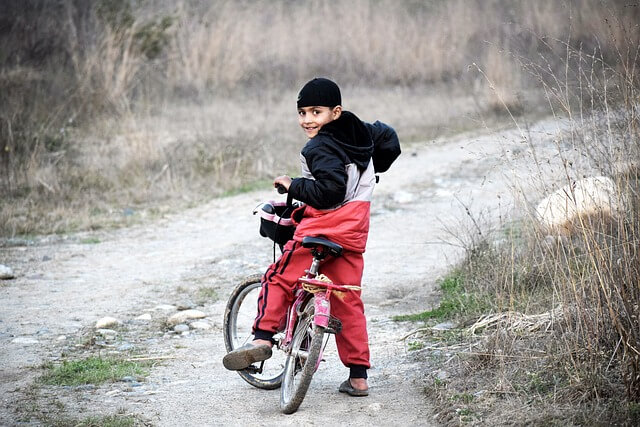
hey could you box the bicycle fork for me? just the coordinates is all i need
[282,289,331,346]
[281,289,331,372]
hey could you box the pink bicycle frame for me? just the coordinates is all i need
[313,291,331,328]
[281,282,333,348]
[281,289,307,348]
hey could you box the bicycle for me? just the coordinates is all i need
[223,234,356,414]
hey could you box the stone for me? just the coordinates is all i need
[117,342,134,351]
[136,313,152,321]
[173,324,189,333]
[536,176,624,235]
[167,309,206,326]
[75,384,96,391]
[432,321,456,331]
[96,329,117,340]
[393,190,414,204]
[190,321,211,330]
[368,403,383,412]
[154,304,177,311]
[0,264,15,280]
[176,301,196,311]
[12,337,38,344]
[95,316,120,329]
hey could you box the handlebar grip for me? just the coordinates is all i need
[276,184,288,194]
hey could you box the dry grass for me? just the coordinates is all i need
[409,23,640,425]
[2,0,640,423]
[1,0,636,237]
[0,82,524,237]
[165,0,639,90]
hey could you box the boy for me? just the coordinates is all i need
[223,77,398,397]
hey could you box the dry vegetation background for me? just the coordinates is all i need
[1,0,637,236]
[2,1,640,424]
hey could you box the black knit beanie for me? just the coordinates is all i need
[297,78,342,108]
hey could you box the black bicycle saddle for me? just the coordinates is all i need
[301,236,343,258]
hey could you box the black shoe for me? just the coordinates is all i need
[223,343,272,371]
[338,379,369,397]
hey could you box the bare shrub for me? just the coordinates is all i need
[526,34,640,401]
[441,33,640,425]
[419,17,640,424]
[1,0,638,238]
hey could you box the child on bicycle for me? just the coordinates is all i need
[223,77,399,397]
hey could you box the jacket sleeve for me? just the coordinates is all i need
[288,143,347,210]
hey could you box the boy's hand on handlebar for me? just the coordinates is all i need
[274,175,292,193]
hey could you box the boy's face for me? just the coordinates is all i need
[297,105,342,138]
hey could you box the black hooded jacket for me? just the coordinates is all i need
[288,111,392,209]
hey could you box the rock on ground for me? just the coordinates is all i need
[167,309,206,326]
[536,176,623,234]
[0,264,15,280]
[95,316,121,329]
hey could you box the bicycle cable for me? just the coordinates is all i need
[272,192,295,263]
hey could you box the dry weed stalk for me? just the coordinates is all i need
[453,13,640,405]
[2,0,637,237]
[467,307,563,335]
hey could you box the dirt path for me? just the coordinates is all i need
[0,120,560,426]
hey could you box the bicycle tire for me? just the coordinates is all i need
[279,298,326,414]
[223,274,284,390]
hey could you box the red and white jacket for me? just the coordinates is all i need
[288,111,397,253]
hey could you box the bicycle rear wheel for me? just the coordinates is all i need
[279,298,326,414]
[223,274,285,390]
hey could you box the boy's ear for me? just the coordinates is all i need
[332,105,342,119]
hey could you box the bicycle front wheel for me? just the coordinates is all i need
[223,274,285,390]
[280,299,326,414]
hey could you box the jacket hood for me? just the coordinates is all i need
[319,111,373,170]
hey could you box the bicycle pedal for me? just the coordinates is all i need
[326,316,342,334]
[242,361,264,374]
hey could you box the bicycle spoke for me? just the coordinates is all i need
[291,349,309,360]
[223,275,285,390]
[280,298,326,414]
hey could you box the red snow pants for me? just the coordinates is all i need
[253,239,370,368]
